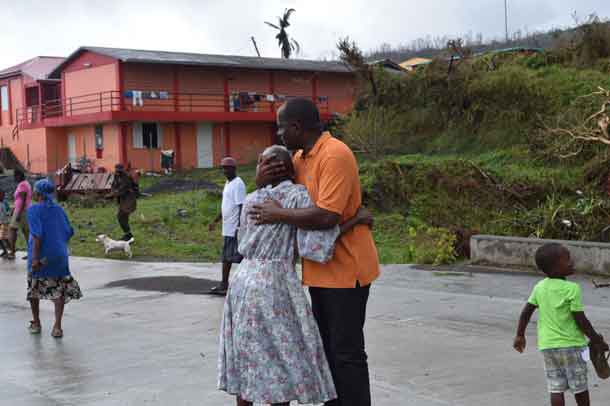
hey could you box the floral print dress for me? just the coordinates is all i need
[218,180,338,404]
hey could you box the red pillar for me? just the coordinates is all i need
[224,123,231,157]
[116,61,124,112]
[312,74,319,104]
[61,71,66,117]
[172,66,179,112]
[38,84,43,121]
[174,122,182,170]
[7,79,13,126]
[223,75,230,112]
[119,123,128,165]
[269,71,276,113]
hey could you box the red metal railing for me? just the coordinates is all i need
[16,90,331,127]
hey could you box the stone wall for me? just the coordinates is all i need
[471,235,610,275]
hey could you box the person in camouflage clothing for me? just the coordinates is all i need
[108,164,138,241]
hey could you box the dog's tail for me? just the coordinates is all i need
[127,238,135,244]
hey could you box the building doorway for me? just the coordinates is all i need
[197,122,213,168]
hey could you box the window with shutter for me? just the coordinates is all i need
[142,122,157,149]
[133,122,144,148]
[157,123,163,148]
[134,122,162,149]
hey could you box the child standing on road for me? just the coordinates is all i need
[514,243,609,406]
[0,190,10,257]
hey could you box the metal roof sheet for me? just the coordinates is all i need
[51,46,352,77]
[0,56,65,80]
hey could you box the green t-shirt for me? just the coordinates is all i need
[528,278,588,351]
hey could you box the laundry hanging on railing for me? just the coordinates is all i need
[124,90,171,104]
[132,91,144,107]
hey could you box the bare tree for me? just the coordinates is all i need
[541,87,610,157]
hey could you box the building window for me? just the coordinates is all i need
[143,122,159,149]
[95,125,104,149]
[95,125,104,158]
[0,86,8,112]
[133,122,163,149]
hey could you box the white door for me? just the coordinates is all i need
[68,134,77,165]
[197,122,213,168]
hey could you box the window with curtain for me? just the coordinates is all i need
[133,122,163,149]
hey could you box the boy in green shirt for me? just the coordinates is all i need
[514,243,608,406]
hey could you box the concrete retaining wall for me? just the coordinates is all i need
[470,235,610,275]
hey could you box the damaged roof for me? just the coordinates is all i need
[51,46,352,77]
[0,56,65,80]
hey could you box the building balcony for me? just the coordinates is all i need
[17,90,340,129]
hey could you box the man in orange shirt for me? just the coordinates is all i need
[251,98,380,406]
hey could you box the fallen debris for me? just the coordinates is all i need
[593,280,610,289]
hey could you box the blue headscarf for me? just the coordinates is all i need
[34,178,56,206]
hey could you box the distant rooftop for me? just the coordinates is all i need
[50,46,352,78]
[0,56,65,80]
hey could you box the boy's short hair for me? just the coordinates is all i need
[535,243,565,275]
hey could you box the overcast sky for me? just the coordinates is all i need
[2,0,610,68]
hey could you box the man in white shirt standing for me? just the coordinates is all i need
[209,157,247,295]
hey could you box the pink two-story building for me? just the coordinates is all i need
[0,46,356,174]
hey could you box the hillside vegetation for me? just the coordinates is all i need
[336,17,610,263]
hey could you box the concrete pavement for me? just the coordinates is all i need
[1,257,610,405]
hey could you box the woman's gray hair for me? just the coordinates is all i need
[262,145,292,165]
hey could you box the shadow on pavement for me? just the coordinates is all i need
[104,276,220,295]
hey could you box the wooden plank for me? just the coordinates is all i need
[63,173,115,194]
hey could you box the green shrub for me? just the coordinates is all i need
[407,226,457,265]
[343,106,412,158]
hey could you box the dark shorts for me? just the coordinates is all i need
[221,236,243,264]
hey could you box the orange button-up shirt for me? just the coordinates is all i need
[293,132,380,288]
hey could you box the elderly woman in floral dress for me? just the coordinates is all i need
[27,179,82,338]
[218,145,371,406]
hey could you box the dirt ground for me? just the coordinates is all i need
[142,178,220,195]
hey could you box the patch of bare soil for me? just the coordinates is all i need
[142,178,221,195]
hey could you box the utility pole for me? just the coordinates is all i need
[251,36,261,57]
[504,0,509,42]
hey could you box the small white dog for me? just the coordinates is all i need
[96,234,135,258]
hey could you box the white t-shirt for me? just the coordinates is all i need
[221,177,247,237]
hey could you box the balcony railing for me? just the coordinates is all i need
[17,90,331,127]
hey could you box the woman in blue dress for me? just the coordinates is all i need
[27,179,82,338]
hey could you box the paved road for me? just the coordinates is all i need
[1,257,610,405]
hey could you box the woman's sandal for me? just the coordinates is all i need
[28,321,41,334]
[51,328,63,338]
[208,285,228,296]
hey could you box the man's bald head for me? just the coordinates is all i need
[278,98,322,131]
[276,98,323,151]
